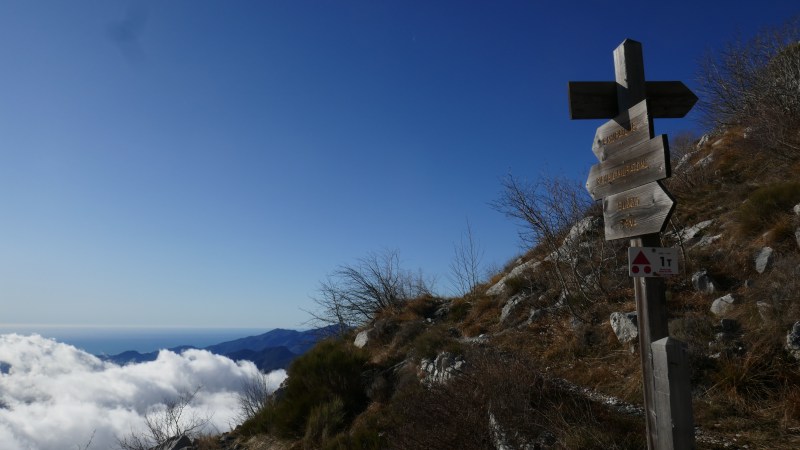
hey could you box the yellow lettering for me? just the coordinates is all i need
[619,218,637,229]
[595,159,650,187]
[617,197,640,211]
[599,120,642,147]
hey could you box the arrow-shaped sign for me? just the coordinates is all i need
[568,80,698,120]
[592,99,653,161]
[602,181,675,241]
[586,134,670,201]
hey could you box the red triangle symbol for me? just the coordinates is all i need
[632,251,651,265]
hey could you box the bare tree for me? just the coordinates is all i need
[308,249,432,331]
[117,387,211,450]
[236,371,274,423]
[492,174,624,318]
[449,219,484,297]
[698,17,800,160]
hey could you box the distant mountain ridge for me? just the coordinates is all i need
[97,325,339,371]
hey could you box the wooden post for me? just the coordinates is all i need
[652,337,695,450]
[570,39,695,449]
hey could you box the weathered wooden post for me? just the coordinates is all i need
[568,39,697,449]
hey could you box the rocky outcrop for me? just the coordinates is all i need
[499,293,528,325]
[610,312,638,344]
[419,352,465,385]
[486,259,542,296]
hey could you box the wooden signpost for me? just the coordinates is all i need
[569,39,697,450]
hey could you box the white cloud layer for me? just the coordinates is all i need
[0,334,287,450]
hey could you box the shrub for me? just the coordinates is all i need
[303,397,346,448]
[736,181,800,238]
[240,339,369,439]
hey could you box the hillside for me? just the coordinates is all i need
[180,27,799,450]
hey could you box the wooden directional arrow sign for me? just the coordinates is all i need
[592,99,653,161]
[602,181,675,241]
[568,80,697,120]
[586,134,670,201]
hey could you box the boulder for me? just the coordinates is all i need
[755,247,774,274]
[794,203,800,216]
[710,294,737,316]
[610,312,638,344]
[691,270,716,294]
[786,322,800,360]
[353,329,371,348]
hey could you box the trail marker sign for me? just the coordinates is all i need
[569,39,696,450]
[628,247,680,277]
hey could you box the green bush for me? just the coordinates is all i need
[304,397,346,448]
[240,339,369,439]
[737,182,800,238]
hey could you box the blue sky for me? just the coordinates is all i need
[0,1,796,330]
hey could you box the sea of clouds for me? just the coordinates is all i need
[0,333,287,450]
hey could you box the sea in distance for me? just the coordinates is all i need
[0,325,270,355]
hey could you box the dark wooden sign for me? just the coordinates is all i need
[568,80,697,120]
[592,99,653,161]
[586,134,670,200]
[602,181,675,241]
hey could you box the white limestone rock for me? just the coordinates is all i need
[710,294,738,316]
[610,312,639,344]
[755,247,774,274]
[353,329,371,348]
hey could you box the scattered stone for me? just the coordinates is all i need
[786,322,800,360]
[459,334,489,345]
[420,352,465,385]
[353,329,371,348]
[710,294,737,316]
[610,312,639,344]
[692,270,716,294]
[695,154,714,168]
[676,220,714,241]
[695,234,722,247]
[755,247,774,274]
[712,138,725,147]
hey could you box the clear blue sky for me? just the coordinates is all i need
[1,1,795,329]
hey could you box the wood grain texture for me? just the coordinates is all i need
[603,181,675,241]
[592,99,653,161]
[652,338,695,450]
[587,135,670,200]
[568,81,697,119]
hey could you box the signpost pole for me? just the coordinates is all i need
[570,39,695,449]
